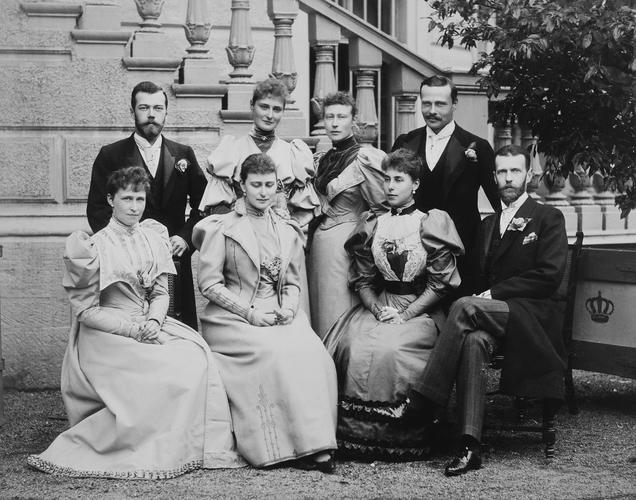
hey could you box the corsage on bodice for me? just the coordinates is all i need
[371,211,427,283]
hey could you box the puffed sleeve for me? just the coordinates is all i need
[193,216,253,319]
[63,232,140,338]
[198,136,240,211]
[356,146,389,216]
[287,139,320,215]
[62,231,100,316]
[400,210,465,321]
[344,215,383,317]
[420,209,465,293]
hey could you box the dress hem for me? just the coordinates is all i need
[27,455,204,480]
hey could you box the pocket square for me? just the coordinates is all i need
[522,232,538,245]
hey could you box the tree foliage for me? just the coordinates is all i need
[426,0,636,215]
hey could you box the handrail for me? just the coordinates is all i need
[298,0,446,77]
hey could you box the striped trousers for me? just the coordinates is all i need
[413,296,509,441]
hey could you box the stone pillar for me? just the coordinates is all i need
[123,0,182,71]
[349,38,382,145]
[394,95,418,138]
[267,0,299,109]
[388,64,420,144]
[308,14,339,151]
[569,166,603,233]
[543,172,578,234]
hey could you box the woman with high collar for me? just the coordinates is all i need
[194,153,338,473]
[308,91,388,338]
[28,167,243,479]
[199,78,318,316]
[323,149,464,460]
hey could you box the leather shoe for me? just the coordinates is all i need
[444,447,482,477]
[295,454,336,474]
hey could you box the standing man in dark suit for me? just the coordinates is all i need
[400,145,568,476]
[87,81,207,330]
[391,75,499,272]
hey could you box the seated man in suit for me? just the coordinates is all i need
[391,75,499,277]
[87,81,207,330]
[400,144,568,476]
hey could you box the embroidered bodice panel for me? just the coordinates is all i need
[371,211,428,283]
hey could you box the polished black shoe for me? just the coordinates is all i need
[295,454,336,474]
[444,447,482,477]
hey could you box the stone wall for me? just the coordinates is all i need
[0,0,310,388]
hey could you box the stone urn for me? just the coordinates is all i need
[134,0,165,30]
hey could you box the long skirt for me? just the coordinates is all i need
[27,316,244,479]
[201,295,338,467]
[308,221,360,338]
[324,291,439,460]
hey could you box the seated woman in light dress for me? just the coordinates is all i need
[323,149,464,460]
[193,153,338,473]
[27,167,244,479]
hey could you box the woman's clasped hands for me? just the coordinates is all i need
[376,306,404,325]
[137,319,169,344]
[249,308,294,326]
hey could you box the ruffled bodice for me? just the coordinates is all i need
[198,135,319,218]
[63,219,175,319]
[347,209,464,294]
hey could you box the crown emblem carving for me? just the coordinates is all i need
[585,290,614,323]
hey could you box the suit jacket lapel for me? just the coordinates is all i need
[493,197,538,262]
[479,214,498,272]
[403,131,429,170]
[161,138,176,208]
[442,134,465,200]
[224,214,260,269]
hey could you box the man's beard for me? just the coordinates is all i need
[135,120,163,142]
[499,181,527,205]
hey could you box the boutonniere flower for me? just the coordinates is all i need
[464,141,478,163]
[509,217,532,231]
[175,158,189,173]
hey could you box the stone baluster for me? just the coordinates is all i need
[493,119,512,151]
[592,171,625,230]
[219,0,255,113]
[226,0,255,81]
[543,170,578,234]
[308,14,339,151]
[267,0,299,109]
[569,165,603,233]
[124,0,181,70]
[178,0,216,84]
[135,0,165,31]
[349,38,382,145]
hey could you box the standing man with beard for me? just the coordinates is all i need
[399,145,568,476]
[391,75,499,278]
[86,81,207,330]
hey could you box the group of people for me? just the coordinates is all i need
[27,75,568,480]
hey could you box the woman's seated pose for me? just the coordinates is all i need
[27,167,244,479]
[193,153,338,473]
[323,149,464,460]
